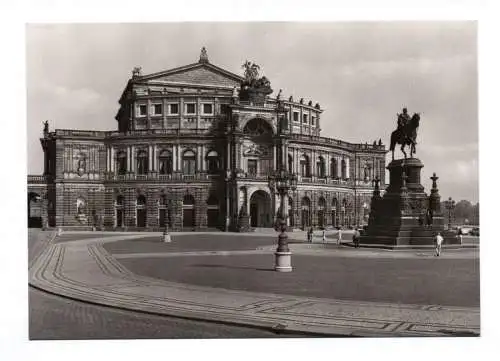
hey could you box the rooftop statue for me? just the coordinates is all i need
[239,60,273,103]
[389,107,421,160]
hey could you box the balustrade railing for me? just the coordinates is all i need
[104,172,219,182]
[27,175,47,183]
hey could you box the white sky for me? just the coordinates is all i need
[26,22,478,203]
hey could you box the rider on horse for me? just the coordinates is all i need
[397,108,411,140]
[390,107,420,160]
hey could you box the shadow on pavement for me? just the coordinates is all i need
[191,264,275,272]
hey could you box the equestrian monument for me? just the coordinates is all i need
[360,108,459,248]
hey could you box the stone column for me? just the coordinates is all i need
[162,98,167,129]
[126,146,131,173]
[111,147,115,173]
[153,145,157,172]
[148,145,153,172]
[147,99,151,129]
[131,146,136,173]
[273,143,277,171]
[337,156,342,179]
[106,146,110,173]
[173,145,177,171]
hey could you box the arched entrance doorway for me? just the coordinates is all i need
[301,197,311,229]
[28,192,42,228]
[136,195,147,228]
[206,194,219,228]
[183,194,195,228]
[318,197,326,228]
[249,190,272,227]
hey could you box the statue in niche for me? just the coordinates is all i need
[76,153,86,176]
[364,165,370,181]
[76,198,86,215]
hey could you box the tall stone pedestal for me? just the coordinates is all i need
[360,158,459,248]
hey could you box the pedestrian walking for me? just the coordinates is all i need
[435,232,444,256]
[353,228,361,248]
[457,228,463,245]
[322,229,326,243]
[309,227,314,243]
[337,227,342,245]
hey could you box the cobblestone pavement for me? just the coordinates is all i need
[29,232,480,337]
[29,287,290,340]
[119,253,479,307]
[28,229,55,268]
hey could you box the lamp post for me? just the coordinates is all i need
[162,199,171,242]
[444,196,455,230]
[268,168,298,272]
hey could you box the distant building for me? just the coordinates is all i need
[27,48,386,231]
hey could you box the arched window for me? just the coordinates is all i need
[318,197,326,228]
[341,198,348,227]
[301,197,311,229]
[288,154,293,173]
[317,156,326,178]
[330,158,338,179]
[117,151,127,175]
[115,195,124,228]
[341,159,347,180]
[158,150,172,175]
[136,150,148,175]
[206,150,219,174]
[300,154,310,177]
[331,198,338,228]
[136,195,147,227]
[158,193,170,229]
[183,150,196,175]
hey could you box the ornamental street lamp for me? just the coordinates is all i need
[268,168,298,272]
[162,199,172,242]
[444,196,455,230]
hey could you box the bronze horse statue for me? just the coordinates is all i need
[389,113,420,160]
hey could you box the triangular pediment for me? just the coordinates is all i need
[139,63,244,88]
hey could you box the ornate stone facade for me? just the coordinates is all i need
[27,49,386,231]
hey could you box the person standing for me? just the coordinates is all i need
[322,229,326,243]
[435,232,444,256]
[337,227,342,245]
[353,228,361,248]
[457,228,463,245]
[309,227,314,243]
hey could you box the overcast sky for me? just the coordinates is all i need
[26,22,478,203]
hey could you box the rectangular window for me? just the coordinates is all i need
[302,114,308,124]
[138,105,147,117]
[203,104,213,114]
[169,103,179,115]
[311,116,315,125]
[293,112,299,122]
[153,104,162,115]
[186,103,196,114]
[248,159,257,176]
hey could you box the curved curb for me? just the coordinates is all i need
[28,235,480,338]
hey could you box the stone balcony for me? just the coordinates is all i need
[103,172,220,182]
